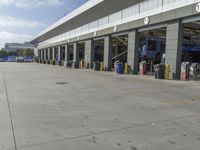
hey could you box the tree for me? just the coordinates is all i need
[16,49,24,56]
[7,51,17,56]
[0,50,8,58]
[23,49,34,57]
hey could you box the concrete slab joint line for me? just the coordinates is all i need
[1,71,18,150]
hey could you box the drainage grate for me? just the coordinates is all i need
[56,82,68,85]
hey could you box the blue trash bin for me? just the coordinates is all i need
[116,63,124,74]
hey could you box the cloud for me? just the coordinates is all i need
[0,0,63,8]
[0,16,47,28]
[0,31,33,48]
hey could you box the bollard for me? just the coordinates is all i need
[61,60,64,66]
[84,61,88,69]
[52,60,55,65]
[79,61,82,69]
[81,61,85,69]
[165,64,170,80]
[124,63,128,74]
[80,61,83,69]
[100,62,104,71]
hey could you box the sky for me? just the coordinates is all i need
[0,0,88,48]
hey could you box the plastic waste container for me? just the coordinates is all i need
[72,61,79,68]
[189,63,200,80]
[116,63,124,74]
[154,64,165,79]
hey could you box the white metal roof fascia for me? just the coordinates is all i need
[30,0,104,42]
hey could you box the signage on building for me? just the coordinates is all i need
[114,26,118,32]
[144,17,150,25]
[94,31,97,37]
[196,3,200,13]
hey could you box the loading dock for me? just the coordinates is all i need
[68,44,74,62]
[111,35,128,70]
[139,27,166,74]
[94,39,104,63]
[183,21,200,63]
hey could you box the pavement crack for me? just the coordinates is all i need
[1,71,18,150]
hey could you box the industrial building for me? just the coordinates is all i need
[30,0,200,79]
[4,42,35,52]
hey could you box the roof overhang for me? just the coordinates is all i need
[30,0,143,44]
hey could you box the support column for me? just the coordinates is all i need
[165,21,183,80]
[44,49,47,61]
[73,43,79,62]
[48,48,50,60]
[41,49,44,60]
[85,40,94,69]
[52,47,56,65]
[58,46,61,61]
[72,43,79,68]
[104,36,112,71]
[127,30,140,74]
[44,49,46,60]
[57,46,62,66]
[52,47,55,61]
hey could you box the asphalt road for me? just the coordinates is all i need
[0,62,200,150]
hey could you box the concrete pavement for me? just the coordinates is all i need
[0,62,200,150]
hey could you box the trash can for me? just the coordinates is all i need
[189,63,200,80]
[57,60,61,66]
[93,61,100,71]
[180,62,190,81]
[116,63,124,74]
[154,64,165,79]
[72,61,79,68]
